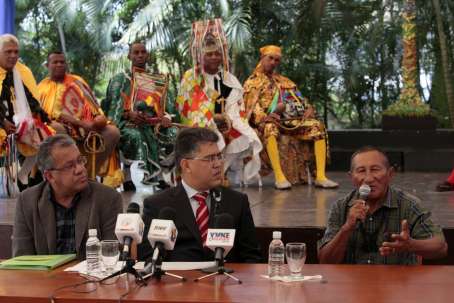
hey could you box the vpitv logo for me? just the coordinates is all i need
[209,232,230,241]
[153,226,167,231]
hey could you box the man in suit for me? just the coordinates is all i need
[139,127,262,263]
[13,134,123,259]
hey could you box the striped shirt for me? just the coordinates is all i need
[318,186,444,265]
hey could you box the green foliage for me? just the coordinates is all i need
[13,0,454,128]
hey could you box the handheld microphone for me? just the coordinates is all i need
[115,202,144,260]
[359,184,371,200]
[355,184,371,229]
[142,207,178,277]
[206,213,235,265]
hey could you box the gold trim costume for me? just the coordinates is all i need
[244,45,337,188]
[38,74,122,187]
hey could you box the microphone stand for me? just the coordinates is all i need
[194,254,242,284]
[141,251,186,282]
[100,257,147,286]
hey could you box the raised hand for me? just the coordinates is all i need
[379,220,411,256]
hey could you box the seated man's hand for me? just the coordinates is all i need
[127,111,148,126]
[3,120,16,134]
[160,116,172,128]
[343,200,369,232]
[379,220,411,256]
[263,113,281,123]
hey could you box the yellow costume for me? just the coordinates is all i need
[243,45,337,188]
[38,74,122,187]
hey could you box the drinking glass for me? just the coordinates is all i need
[101,240,119,274]
[285,242,306,277]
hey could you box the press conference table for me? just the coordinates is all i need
[0,263,453,303]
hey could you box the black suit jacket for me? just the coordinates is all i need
[138,183,262,263]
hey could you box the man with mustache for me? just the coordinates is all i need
[38,51,122,187]
[13,134,123,259]
[138,127,262,263]
[318,146,447,264]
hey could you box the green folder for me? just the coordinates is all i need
[0,254,76,271]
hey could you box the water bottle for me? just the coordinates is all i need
[268,231,285,279]
[86,229,101,275]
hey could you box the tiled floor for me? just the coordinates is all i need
[2,171,453,228]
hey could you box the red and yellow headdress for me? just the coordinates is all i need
[190,18,229,76]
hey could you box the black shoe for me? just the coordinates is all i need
[436,181,454,192]
[123,180,136,192]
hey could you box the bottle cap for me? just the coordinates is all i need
[88,229,97,237]
[272,231,281,239]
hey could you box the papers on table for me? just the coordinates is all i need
[65,260,126,279]
[261,274,324,283]
[65,260,217,279]
[161,261,216,271]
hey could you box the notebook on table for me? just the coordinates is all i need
[0,254,76,271]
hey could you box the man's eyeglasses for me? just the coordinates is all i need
[186,153,224,163]
[49,156,88,172]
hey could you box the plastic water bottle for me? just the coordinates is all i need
[86,229,101,275]
[268,231,285,279]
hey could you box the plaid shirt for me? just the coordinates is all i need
[50,192,81,255]
[318,186,444,265]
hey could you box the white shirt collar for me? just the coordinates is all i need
[181,179,208,199]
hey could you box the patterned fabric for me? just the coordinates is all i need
[243,68,328,184]
[104,69,173,178]
[0,62,52,156]
[193,192,209,244]
[38,74,100,123]
[50,192,81,254]
[38,74,122,185]
[318,186,445,265]
[176,69,219,129]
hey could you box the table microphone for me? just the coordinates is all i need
[141,207,178,278]
[203,213,236,273]
[115,202,144,260]
[356,184,371,229]
[195,213,242,283]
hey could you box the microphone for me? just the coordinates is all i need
[142,207,178,277]
[355,184,371,229]
[205,213,236,266]
[211,188,222,217]
[115,202,144,260]
[359,184,371,200]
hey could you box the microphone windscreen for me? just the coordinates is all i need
[358,184,371,199]
[158,207,177,221]
[126,202,140,214]
[214,213,234,229]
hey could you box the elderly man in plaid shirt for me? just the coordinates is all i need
[318,146,447,264]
